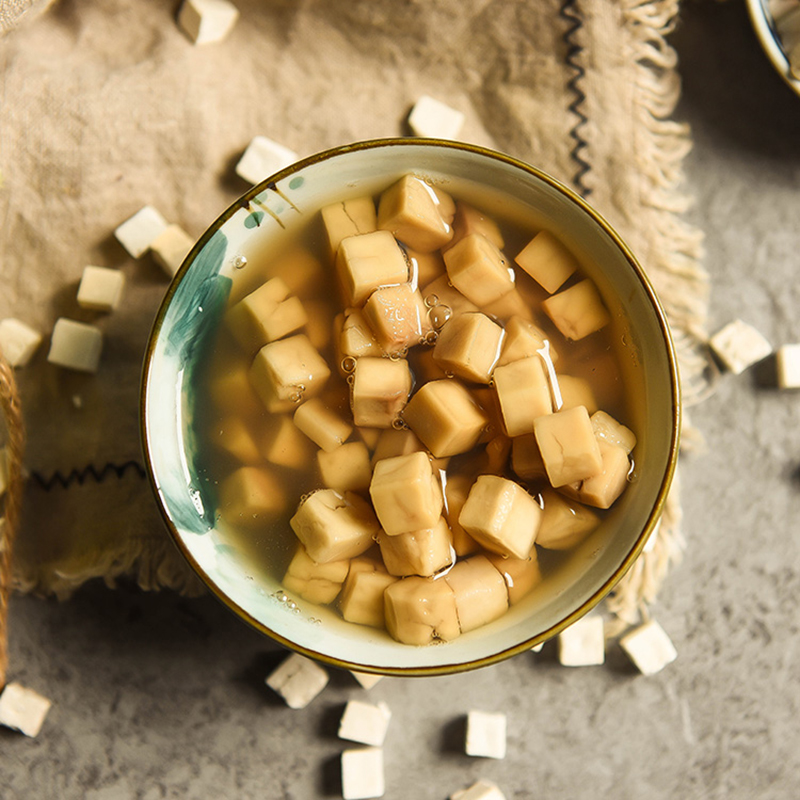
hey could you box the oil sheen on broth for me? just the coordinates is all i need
[192,174,637,646]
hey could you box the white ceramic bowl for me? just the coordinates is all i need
[141,139,680,676]
[747,0,800,96]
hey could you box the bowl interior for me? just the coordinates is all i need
[142,139,679,675]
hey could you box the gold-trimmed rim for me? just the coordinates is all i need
[746,0,800,97]
[140,137,681,677]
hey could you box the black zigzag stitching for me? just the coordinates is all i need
[30,460,147,491]
[559,0,592,198]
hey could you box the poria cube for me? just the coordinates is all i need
[542,279,610,341]
[493,356,552,437]
[445,555,509,633]
[320,196,377,259]
[377,517,454,577]
[514,229,579,294]
[282,545,350,605]
[533,406,603,488]
[335,230,408,307]
[218,465,286,526]
[362,283,432,355]
[443,233,515,307]
[432,312,505,384]
[383,575,461,645]
[339,557,398,629]
[351,356,412,428]
[535,488,598,550]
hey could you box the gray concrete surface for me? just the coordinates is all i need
[4,2,800,798]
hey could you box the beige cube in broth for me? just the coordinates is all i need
[534,406,603,488]
[421,275,479,320]
[378,517,454,577]
[341,309,383,360]
[351,356,412,428]
[290,490,378,564]
[208,361,264,419]
[369,451,443,536]
[443,474,480,556]
[294,398,352,452]
[493,357,552,437]
[47,318,103,373]
[226,276,291,353]
[218,465,285,526]
[370,428,425,467]
[317,442,373,493]
[510,434,547,482]
[590,410,637,454]
[444,234,515,307]
[403,379,488,458]
[272,246,324,299]
[556,374,598,414]
[433,312,505,384]
[282,545,350,605]
[77,266,125,311]
[377,174,454,253]
[486,551,542,605]
[384,575,461,645]
[336,230,409,307]
[563,440,630,510]
[514,230,579,294]
[446,555,509,633]
[446,202,505,252]
[362,283,432,355]
[339,558,398,629]
[151,223,194,277]
[542,279,610,341]
[496,315,558,368]
[210,414,263,463]
[480,287,534,324]
[249,334,330,413]
[321,196,377,258]
[458,475,541,560]
[406,248,445,287]
[536,488,598,549]
[260,415,314,470]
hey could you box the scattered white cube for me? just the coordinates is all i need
[350,670,384,690]
[408,95,465,140]
[451,780,507,800]
[0,318,42,367]
[235,136,298,185]
[0,682,52,737]
[708,319,772,375]
[338,700,392,747]
[265,653,329,709]
[776,343,800,389]
[114,205,168,258]
[77,266,126,312]
[557,615,605,667]
[150,224,194,277]
[341,747,384,800]
[465,710,506,760]
[47,318,103,373]
[619,619,678,676]
[530,642,544,653]
[177,0,239,45]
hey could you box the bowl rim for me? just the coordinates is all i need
[140,137,681,677]
[746,0,800,97]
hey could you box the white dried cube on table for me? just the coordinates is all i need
[433,312,505,384]
[351,356,412,428]
[350,670,383,690]
[369,451,443,536]
[266,653,329,709]
[458,475,541,560]
[114,205,168,258]
[341,747,385,800]
[493,356,552,437]
[496,315,557,367]
[218,465,286,526]
[0,683,51,738]
[362,283,432,355]
[248,334,331,413]
[338,699,392,747]
[321,196,377,258]
[0,318,42,367]
[776,343,800,389]
[542,279,610,341]
[377,174,454,253]
[465,709,507,760]
[619,618,678,676]
[446,555,508,633]
[336,230,409,307]
[235,135,297,184]
[514,229,579,294]
[451,779,507,800]
[317,441,372,493]
[408,95,465,140]
[709,319,772,375]
[384,575,460,645]
[178,0,239,44]
[534,406,603,488]
[377,516,454,577]
[590,410,637,454]
[558,615,606,667]
[338,557,397,629]
[402,379,488,458]
[151,223,194,277]
[443,233,515,307]
[536,488,598,550]
[486,551,542,605]
[293,397,352,452]
[77,265,125,312]
[282,545,350,605]
[47,318,103,373]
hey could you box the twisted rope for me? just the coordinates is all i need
[0,348,25,688]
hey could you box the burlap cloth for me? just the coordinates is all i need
[0,0,709,629]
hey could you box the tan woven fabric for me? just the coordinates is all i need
[0,0,708,621]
